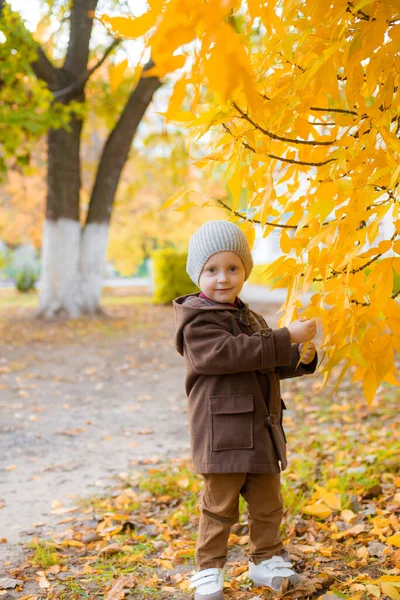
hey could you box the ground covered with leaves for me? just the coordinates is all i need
[2,374,399,599]
[0,293,399,600]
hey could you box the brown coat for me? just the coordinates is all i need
[173,292,318,474]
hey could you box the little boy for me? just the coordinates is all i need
[173,220,317,600]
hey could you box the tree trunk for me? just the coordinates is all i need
[38,70,161,318]
[38,220,109,318]
[2,0,162,318]
[80,221,110,313]
[77,66,162,314]
[37,111,84,317]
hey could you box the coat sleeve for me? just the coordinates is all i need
[277,344,318,380]
[183,313,293,375]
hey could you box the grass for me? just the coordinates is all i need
[27,539,60,568]
[138,464,199,499]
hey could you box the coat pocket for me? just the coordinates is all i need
[209,395,254,451]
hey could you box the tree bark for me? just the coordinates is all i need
[87,63,161,223]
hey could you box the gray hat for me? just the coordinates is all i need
[186,220,253,286]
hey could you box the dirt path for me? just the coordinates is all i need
[0,300,281,571]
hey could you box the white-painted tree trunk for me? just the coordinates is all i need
[38,219,109,318]
[80,222,109,314]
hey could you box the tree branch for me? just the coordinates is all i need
[222,124,337,167]
[64,0,98,77]
[53,38,120,100]
[215,198,297,228]
[260,93,358,117]
[233,102,336,146]
[86,59,162,224]
[309,106,358,116]
[326,232,399,280]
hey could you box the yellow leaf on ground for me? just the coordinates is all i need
[387,533,400,548]
[315,485,341,510]
[381,583,400,600]
[341,509,356,523]
[302,503,332,519]
[366,585,381,597]
[60,540,85,548]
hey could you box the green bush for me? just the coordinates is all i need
[151,248,197,304]
[15,265,38,292]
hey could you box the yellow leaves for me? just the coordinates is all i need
[109,59,128,93]
[384,299,400,336]
[203,23,258,109]
[227,163,243,212]
[279,230,292,254]
[368,258,394,310]
[387,533,400,548]
[60,540,85,548]
[98,0,400,405]
[163,77,188,120]
[302,485,341,519]
[239,221,256,250]
[99,12,158,39]
[158,188,198,211]
[145,54,187,78]
[314,485,341,510]
[303,503,332,519]
[381,583,400,600]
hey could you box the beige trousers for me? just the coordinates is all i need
[196,472,283,569]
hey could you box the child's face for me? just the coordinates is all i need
[198,251,246,304]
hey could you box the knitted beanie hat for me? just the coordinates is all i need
[186,220,253,286]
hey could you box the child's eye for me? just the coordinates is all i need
[229,266,238,271]
[209,268,216,273]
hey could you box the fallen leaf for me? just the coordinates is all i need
[105,575,136,599]
[292,543,315,554]
[50,506,78,515]
[387,533,400,548]
[38,576,50,589]
[381,582,400,600]
[315,485,341,510]
[341,509,356,523]
[366,584,381,597]
[60,540,84,548]
[99,544,122,557]
[302,503,332,519]
[136,427,154,435]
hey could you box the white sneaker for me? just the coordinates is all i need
[189,568,224,599]
[248,556,301,590]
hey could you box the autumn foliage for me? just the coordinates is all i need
[100,0,400,403]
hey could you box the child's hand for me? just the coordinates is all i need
[287,317,316,343]
[298,341,316,364]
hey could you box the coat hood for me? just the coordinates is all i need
[173,292,247,356]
